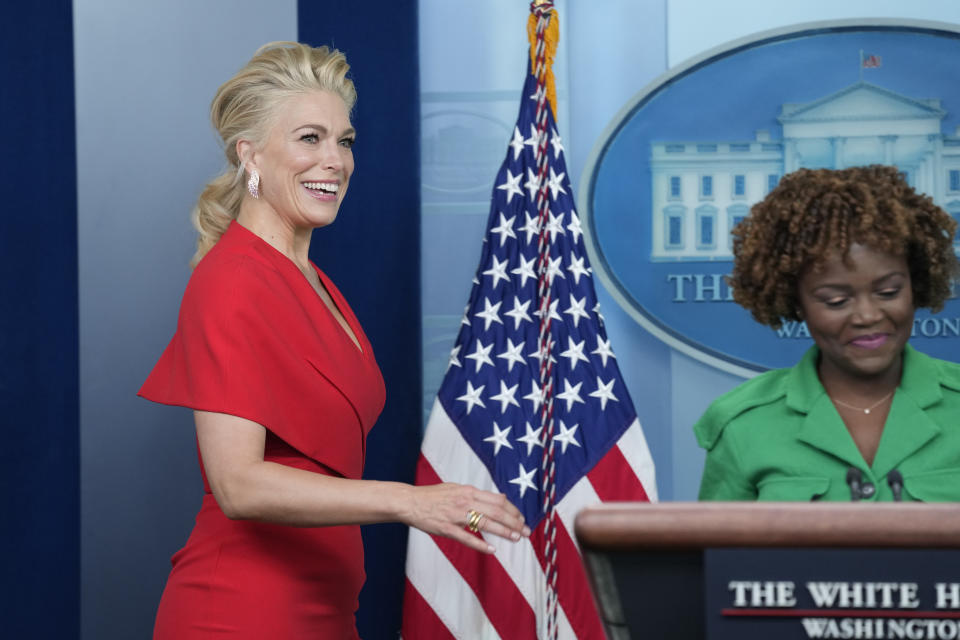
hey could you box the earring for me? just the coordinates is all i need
[247,169,260,199]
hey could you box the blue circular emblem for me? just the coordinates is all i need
[580,20,960,374]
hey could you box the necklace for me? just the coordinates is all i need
[830,389,895,415]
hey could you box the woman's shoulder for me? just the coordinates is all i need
[927,354,960,393]
[193,222,280,277]
[904,345,960,395]
[693,364,796,451]
[184,225,290,312]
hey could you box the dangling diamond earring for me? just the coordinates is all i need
[247,169,260,199]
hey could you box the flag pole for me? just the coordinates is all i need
[859,49,864,82]
[528,3,561,638]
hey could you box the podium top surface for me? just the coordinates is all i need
[575,502,960,550]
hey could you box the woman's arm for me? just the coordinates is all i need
[196,410,529,553]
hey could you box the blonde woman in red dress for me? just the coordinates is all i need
[140,42,529,639]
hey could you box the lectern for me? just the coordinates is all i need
[575,503,960,640]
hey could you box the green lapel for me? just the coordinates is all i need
[790,347,870,471]
[871,345,943,478]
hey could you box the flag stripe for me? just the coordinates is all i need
[406,528,502,639]
[420,399,500,493]
[402,578,458,640]
[530,518,607,640]
[617,419,659,501]
[588,440,649,502]
[417,401,579,638]
[555,474,600,552]
[414,455,540,637]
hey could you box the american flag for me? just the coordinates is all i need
[862,53,882,68]
[402,6,656,639]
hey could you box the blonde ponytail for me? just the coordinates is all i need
[190,171,245,268]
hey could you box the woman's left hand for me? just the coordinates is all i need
[402,482,531,554]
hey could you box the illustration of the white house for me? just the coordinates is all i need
[650,81,960,261]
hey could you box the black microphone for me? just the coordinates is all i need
[846,467,864,501]
[887,470,904,502]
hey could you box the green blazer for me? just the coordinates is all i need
[695,345,960,502]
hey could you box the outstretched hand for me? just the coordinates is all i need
[403,482,531,554]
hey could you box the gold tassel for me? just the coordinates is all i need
[527,9,559,122]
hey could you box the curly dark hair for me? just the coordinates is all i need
[728,165,958,329]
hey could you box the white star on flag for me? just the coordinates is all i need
[519,212,540,243]
[589,376,619,410]
[592,336,616,367]
[564,294,590,328]
[482,255,511,288]
[554,420,581,454]
[529,83,545,104]
[560,337,590,371]
[550,127,564,158]
[483,422,513,455]
[511,254,537,288]
[524,123,542,152]
[456,381,485,415]
[524,167,541,200]
[556,378,584,411]
[547,166,566,199]
[527,344,557,367]
[545,256,565,283]
[509,463,538,498]
[447,344,461,370]
[567,254,591,284]
[465,339,494,372]
[504,297,533,329]
[508,126,525,160]
[523,380,543,413]
[474,297,504,331]
[516,421,543,456]
[490,213,517,247]
[544,210,565,242]
[566,211,583,243]
[490,380,521,413]
[496,168,523,203]
[533,298,561,322]
[497,338,527,372]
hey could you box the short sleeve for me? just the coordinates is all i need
[139,250,370,479]
[698,419,757,501]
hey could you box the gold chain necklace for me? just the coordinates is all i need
[830,389,895,415]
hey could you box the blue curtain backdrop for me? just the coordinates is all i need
[0,2,79,638]
[298,4,421,639]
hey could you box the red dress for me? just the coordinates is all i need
[139,221,386,639]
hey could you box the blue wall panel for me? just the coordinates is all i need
[0,2,79,638]
[74,2,298,638]
[298,5,422,639]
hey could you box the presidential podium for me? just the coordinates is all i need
[574,503,960,640]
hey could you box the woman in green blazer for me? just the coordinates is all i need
[696,166,960,502]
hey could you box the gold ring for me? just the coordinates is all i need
[466,509,484,533]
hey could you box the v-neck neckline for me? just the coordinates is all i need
[311,266,364,355]
[229,221,366,356]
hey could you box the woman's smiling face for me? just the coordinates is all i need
[797,243,915,382]
[250,90,356,229]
